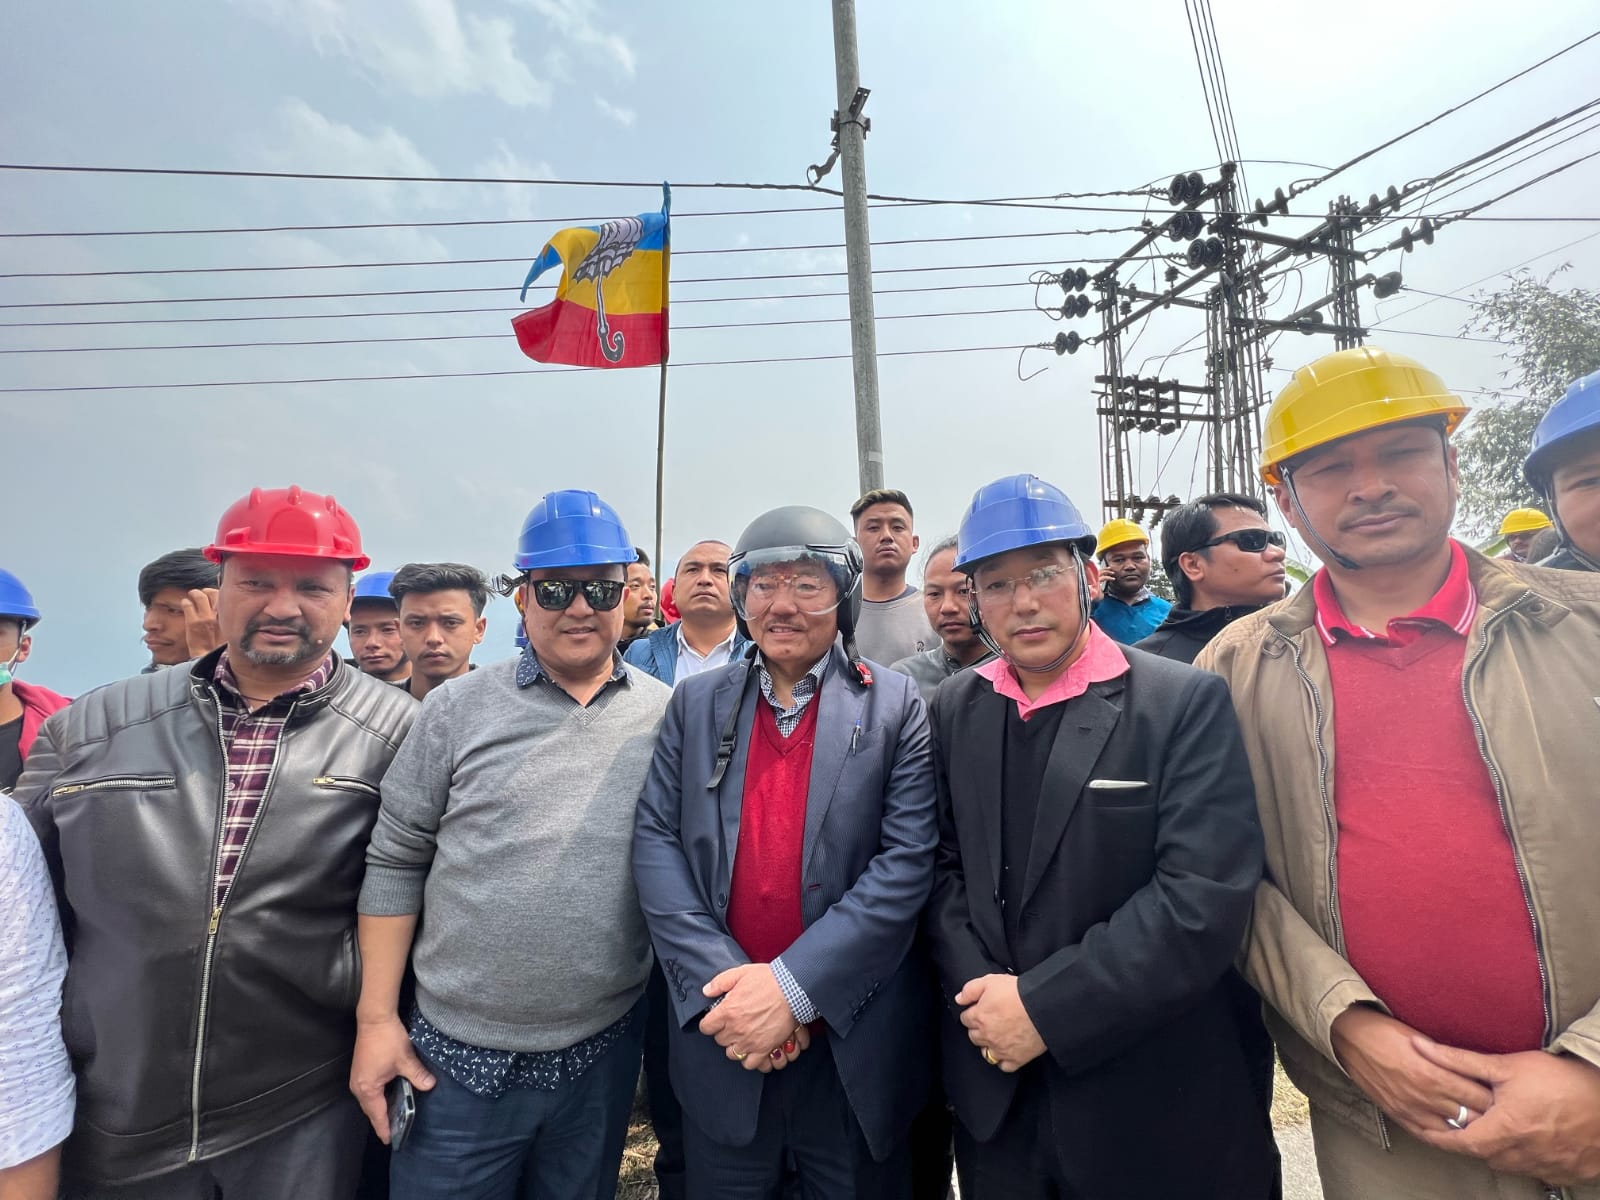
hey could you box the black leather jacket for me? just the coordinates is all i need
[16,649,416,1185]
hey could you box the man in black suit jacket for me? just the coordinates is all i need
[926,474,1276,1199]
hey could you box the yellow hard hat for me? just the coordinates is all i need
[1095,518,1149,559]
[1259,346,1470,485]
[1498,507,1552,536]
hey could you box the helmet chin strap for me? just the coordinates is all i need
[1538,485,1600,571]
[969,547,1094,674]
[1283,466,1361,572]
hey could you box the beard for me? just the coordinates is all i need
[240,618,318,667]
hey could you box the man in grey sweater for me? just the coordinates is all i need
[350,490,671,1200]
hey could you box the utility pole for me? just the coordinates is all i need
[830,0,884,494]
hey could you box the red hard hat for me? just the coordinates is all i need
[204,485,370,569]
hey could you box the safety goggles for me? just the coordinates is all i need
[1196,529,1287,553]
[527,578,625,612]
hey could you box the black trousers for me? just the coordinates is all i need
[681,1035,911,1200]
[954,1068,1080,1200]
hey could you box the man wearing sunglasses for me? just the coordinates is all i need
[353,489,671,1200]
[925,474,1273,1200]
[1139,494,1290,665]
[633,505,938,1199]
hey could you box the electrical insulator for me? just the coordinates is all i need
[1372,271,1403,299]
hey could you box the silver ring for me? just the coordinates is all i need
[1446,1104,1470,1130]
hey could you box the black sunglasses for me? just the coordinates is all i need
[1197,529,1287,553]
[528,579,625,612]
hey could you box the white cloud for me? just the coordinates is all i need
[472,141,557,219]
[594,97,635,127]
[236,0,551,106]
[516,0,635,77]
[259,99,446,213]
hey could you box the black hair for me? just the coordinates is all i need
[634,547,650,567]
[850,488,914,523]
[389,562,490,617]
[138,548,220,607]
[1158,493,1269,607]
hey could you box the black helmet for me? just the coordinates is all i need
[728,506,865,670]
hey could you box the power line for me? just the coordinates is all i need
[0,304,1038,354]
[0,280,1035,329]
[1286,29,1600,198]
[0,255,1183,311]
[0,225,1152,281]
[1371,228,1600,326]
[0,163,1162,213]
[0,341,1042,394]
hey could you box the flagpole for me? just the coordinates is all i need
[653,354,667,579]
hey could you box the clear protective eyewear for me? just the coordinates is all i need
[730,547,845,620]
[973,562,1076,610]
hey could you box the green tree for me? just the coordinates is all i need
[1454,269,1600,534]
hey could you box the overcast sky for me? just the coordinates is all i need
[5,0,1598,694]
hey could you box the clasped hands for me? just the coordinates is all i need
[957,973,1046,1073]
[700,963,811,1073]
[1332,1006,1600,1186]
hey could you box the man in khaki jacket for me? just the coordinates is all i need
[1200,346,1600,1200]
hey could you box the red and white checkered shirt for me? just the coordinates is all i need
[210,651,335,907]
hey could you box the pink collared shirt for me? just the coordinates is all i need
[976,623,1131,720]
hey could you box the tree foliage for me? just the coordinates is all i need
[1454,269,1600,534]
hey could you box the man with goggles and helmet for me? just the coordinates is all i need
[354,489,671,1200]
[633,505,938,1199]
[924,474,1274,1199]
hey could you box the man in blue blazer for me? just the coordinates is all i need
[633,506,938,1200]
[624,540,750,689]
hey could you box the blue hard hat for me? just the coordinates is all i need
[955,474,1097,572]
[0,568,42,627]
[352,570,398,606]
[514,490,635,571]
[1525,369,1600,490]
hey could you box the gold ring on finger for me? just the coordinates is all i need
[982,1047,999,1066]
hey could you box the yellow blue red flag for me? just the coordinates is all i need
[512,183,670,369]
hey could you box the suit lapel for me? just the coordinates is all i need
[957,686,1008,897]
[1020,678,1124,907]
[709,664,759,892]
[801,653,866,879]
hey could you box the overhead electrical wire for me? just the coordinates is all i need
[0,305,1043,354]
[0,341,1048,395]
[0,225,1154,281]
[1285,28,1600,198]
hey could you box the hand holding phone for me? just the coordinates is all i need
[386,1076,416,1151]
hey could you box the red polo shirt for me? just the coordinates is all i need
[1314,542,1544,1052]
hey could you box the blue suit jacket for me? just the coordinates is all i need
[623,621,750,688]
[632,646,938,1157]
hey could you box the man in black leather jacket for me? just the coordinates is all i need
[15,486,417,1199]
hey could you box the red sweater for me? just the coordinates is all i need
[1317,550,1545,1053]
[726,698,819,964]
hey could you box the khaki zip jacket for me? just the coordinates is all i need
[1198,547,1600,1144]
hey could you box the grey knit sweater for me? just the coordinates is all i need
[360,656,670,1052]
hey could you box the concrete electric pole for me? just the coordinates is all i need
[829,0,884,494]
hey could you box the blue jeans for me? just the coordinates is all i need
[391,1000,646,1200]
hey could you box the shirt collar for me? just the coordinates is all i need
[1103,586,1153,607]
[755,650,829,695]
[214,650,336,705]
[516,644,629,689]
[675,622,738,659]
[1312,539,1477,647]
[976,623,1129,720]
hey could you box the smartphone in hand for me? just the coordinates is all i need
[386,1076,417,1151]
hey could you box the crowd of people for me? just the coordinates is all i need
[2,345,1599,1200]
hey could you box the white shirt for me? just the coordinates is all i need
[673,623,739,686]
[0,796,75,1169]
